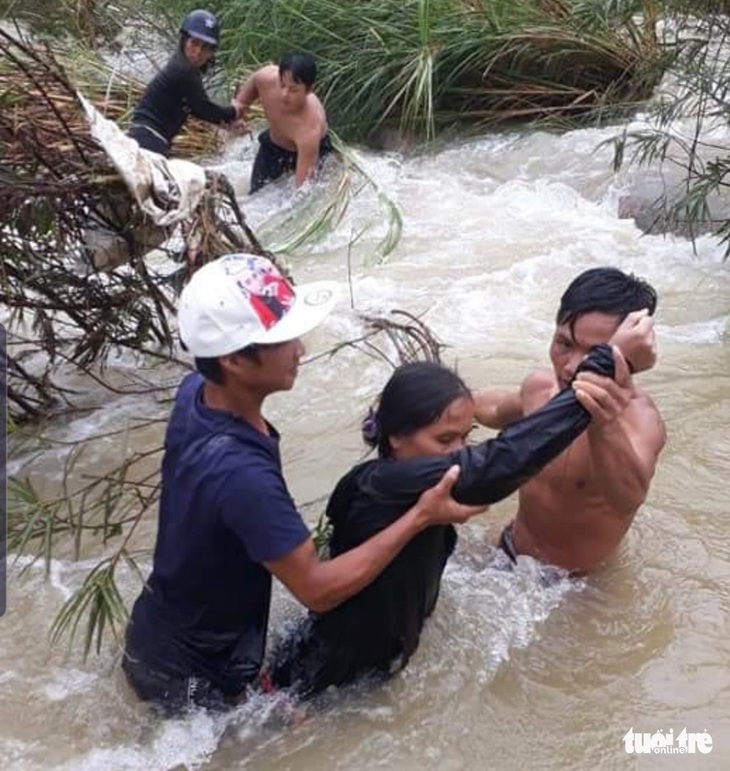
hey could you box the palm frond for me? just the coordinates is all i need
[49,556,131,657]
[255,132,403,262]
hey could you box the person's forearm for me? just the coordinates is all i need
[190,93,237,124]
[451,344,618,503]
[304,506,426,612]
[368,344,617,510]
[233,78,257,121]
[184,69,237,124]
[586,421,650,514]
[295,164,312,187]
[295,148,318,187]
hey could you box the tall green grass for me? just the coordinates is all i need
[162,0,668,142]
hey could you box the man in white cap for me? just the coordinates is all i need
[121,253,485,712]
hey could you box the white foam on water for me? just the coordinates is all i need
[55,710,224,771]
[432,548,585,684]
[41,669,99,702]
[660,316,729,343]
[48,558,74,602]
[54,687,307,771]
[1,739,42,771]
[10,554,142,603]
[6,95,730,770]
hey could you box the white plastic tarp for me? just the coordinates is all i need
[78,93,206,228]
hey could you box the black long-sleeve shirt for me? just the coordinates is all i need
[269,345,616,697]
[131,50,236,144]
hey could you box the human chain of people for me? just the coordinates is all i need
[109,8,671,715]
[9,7,717,766]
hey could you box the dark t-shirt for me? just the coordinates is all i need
[131,50,236,144]
[125,373,310,696]
[269,345,616,697]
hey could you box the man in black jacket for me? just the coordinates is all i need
[127,10,241,156]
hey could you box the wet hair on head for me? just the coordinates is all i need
[279,52,317,87]
[361,361,472,458]
[556,267,658,335]
[188,346,262,384]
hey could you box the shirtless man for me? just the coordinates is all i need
[474,267,667,574]
[234,52,332,193]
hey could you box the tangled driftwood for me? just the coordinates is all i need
[0,28,279,421]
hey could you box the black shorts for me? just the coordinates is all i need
[249,129,334,194]
[498,522,519,563]
[497,522,579,585]
[121,651,243,715]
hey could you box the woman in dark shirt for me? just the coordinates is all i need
[127,10,241,156]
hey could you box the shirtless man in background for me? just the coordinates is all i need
[234,52,332,193]
[474,267,667,574]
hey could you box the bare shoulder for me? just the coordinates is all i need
[305,93,328,132]
[520,368,556,414]
[522,368,555,397]
[255,65,279,88]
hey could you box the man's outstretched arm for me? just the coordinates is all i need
[233,72,260,127]
[265,466,486,613]
[294,132,321,187]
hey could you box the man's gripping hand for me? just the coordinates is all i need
[573,346,633,426]
[412,465,488,528]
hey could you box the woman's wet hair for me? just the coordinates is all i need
[557,267,658,334]
[279,52,317,87]
[362,361,472,458]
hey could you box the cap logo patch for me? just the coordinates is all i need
[223,255,294,330]
[304,288,334,307]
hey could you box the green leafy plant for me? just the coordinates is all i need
[161,0,668,142]
[256,132,403,261]
[608,6,730,255]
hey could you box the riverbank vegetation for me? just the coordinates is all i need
[0,28,269,422]
[610,6,730,254]
[161,0,669,142]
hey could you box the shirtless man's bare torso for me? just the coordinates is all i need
[234,54,331,192]
[475,268,667,573]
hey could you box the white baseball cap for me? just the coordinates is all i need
[178,253,338,357]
